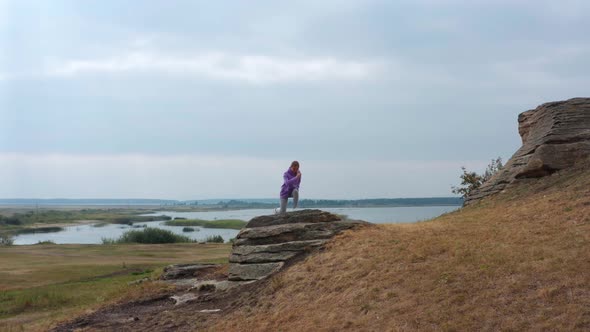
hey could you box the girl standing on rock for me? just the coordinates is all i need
[276,161,301,214]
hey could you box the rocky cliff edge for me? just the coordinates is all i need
[465,97,590,205]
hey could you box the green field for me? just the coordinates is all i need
[0,243,231,331]
[164,218,246,229]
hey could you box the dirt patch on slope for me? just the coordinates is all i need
[50,265,267,332]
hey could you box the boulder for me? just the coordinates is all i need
[228,209,368,281]
[465,98,590,205]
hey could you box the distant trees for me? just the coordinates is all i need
[298,198,463,207]
[0,215,22,225]
[207,198,464,209]
[452,157,504,198]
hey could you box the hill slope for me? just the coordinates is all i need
[211,163,590,331]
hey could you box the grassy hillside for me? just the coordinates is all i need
[212,164,590,331]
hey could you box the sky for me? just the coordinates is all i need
[1,0,589,200]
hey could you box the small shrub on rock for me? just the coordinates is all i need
[452,157,503,198]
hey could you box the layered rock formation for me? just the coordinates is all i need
[160,263,220,280]
[465,97,590,205]
[228,209,368,281]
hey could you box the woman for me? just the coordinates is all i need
[277,161,301,214]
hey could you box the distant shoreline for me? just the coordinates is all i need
[0,197,463,210]
[0,203,462,210]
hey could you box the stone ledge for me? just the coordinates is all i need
[228,262,284,281]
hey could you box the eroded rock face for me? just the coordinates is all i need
[465,98,590,205]
[228,209,368,281]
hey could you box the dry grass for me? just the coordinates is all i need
[211,166,590,331]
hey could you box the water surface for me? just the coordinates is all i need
[12,221,239,245]
[12,206,459,245]
[146,205,459,223]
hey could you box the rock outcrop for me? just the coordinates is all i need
[465,97,590,205]
[228,209,368,281]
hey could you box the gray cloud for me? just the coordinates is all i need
[1,0,589,198]
[47,50,381,83]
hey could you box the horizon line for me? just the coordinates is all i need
[0,196,463,201]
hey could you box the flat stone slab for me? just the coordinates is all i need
[235,221,361,246]
[171,293,199,306]
[228,210,370,281]
[162,278,200,287]
[228,262,284,281]
[229,240,327,263]
[246,209,341,228]
[229,251,299,264]
[190,279,256,291]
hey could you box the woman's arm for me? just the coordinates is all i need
[284,172,301,186]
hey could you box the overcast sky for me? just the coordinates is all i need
[1,0,589,200]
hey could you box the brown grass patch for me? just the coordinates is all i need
[211,166,590,331]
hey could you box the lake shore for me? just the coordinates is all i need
[28,219,101,228]
[3,206,459,245]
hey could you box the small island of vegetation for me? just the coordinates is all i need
[101,228,230,244]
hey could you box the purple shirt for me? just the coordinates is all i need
[280,168,301,199]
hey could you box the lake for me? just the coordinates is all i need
[143,205,459,223]
[12,206,459,245]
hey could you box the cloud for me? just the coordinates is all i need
[0,153,484,199]
[490,45,590,88]
[47,51,380,84]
